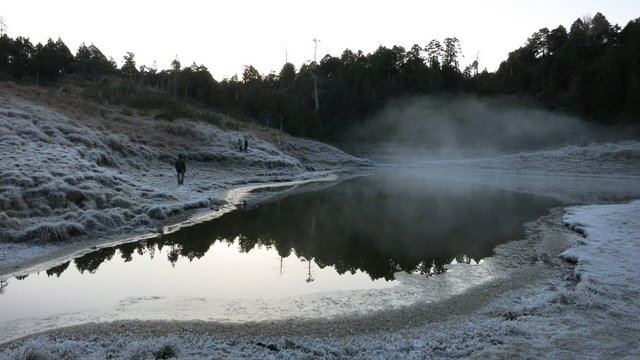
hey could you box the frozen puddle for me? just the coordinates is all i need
[0,173,560,343]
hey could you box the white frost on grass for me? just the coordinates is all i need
[473,141,640,176]
[561,201,640,309]
[2,201,638,359]
[2,87,639,357]
[401,141,640,205]
[0,91,367,271]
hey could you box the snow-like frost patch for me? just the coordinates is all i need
[3,201,639,358]
[0,92,367,265]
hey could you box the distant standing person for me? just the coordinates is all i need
[175,154,186,185]
[243,137,248,152]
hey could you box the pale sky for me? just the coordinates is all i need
[3,1,640,80]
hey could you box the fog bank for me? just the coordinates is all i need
[349,96,638,158]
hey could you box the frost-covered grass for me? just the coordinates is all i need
[0,89,367,248]
[2,201,639,358]
[2,85,640,358]
[482,141,640,176]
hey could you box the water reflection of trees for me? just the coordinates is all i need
[46,261,70,277]
[37,177,558,281]
[74,247,117,274]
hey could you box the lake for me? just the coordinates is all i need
[0,172,560,330]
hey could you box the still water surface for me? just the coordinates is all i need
[0,173,559,323]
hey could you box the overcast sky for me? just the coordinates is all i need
[3,1,639,80]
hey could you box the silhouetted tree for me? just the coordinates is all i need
[442,37,462,69]
[278,62,296,88]
[0,12,636,133]
[32,38,74,82]
[8,36,34,79]
[121,51,138,82]
[171,56,181,98]
[0,34,12,77]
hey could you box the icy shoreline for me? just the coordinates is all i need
[0,172,342,280]
[1,200,638,358]
[0,85,369,276]
[2,85,640,357]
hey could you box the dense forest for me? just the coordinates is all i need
[0,12,638,139]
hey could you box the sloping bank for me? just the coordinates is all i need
[0,86,370,277]
[0,199,638,358]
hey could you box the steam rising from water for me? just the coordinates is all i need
[344,95,640,204]
[350,96,638,158]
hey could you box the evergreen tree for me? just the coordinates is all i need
[121,51,138,82]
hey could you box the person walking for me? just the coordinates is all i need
[175,154,186,185]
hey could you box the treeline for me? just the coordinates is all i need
[0,12,638,139]
[488,13,640,122]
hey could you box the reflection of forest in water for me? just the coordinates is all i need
[37,176,559,282]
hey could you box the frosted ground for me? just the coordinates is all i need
[0,85,368,275]
[1,86,640,358]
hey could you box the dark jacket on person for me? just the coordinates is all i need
[175,157,186,173]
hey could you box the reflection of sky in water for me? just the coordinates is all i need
[0,239,394,322]
[0,173,560,340]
